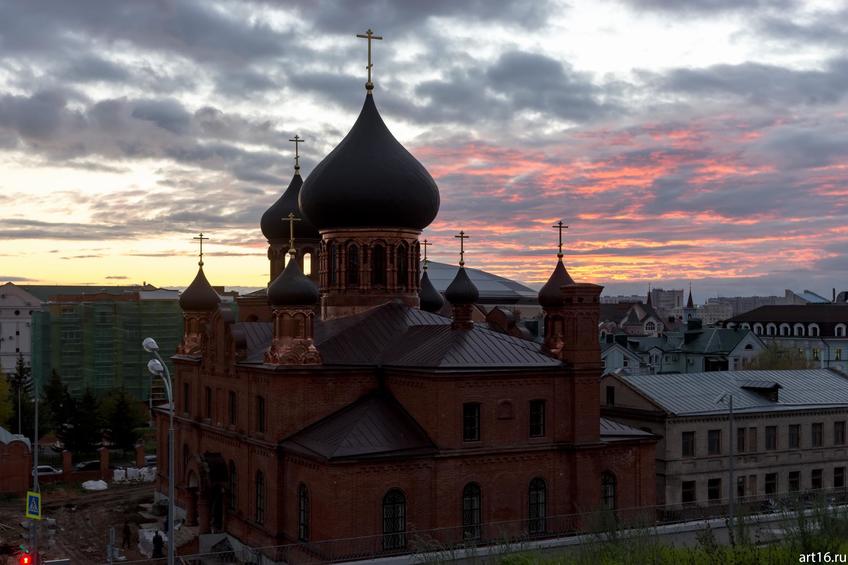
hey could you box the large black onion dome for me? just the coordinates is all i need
[260,173,319,242]
[180,267,221,311]
[445,267,479,305]
[538,259,575,308]
[419,270,444,313]
[299,94,440,230]
[268,254,320,307]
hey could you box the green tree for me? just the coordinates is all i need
[42,369,75,443]
[6,353,31,434]
[64,388,102,454]
[743,343,815,370]
[102,389,145,452]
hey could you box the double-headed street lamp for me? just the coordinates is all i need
[143,337,175,565]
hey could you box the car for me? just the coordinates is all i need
[144,455,157,467]
[74,460,101,471]
[36,465,61,476]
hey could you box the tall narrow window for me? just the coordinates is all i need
[371,245,386,287]
[298,484,309,542]
[708,429,721,455]
[708,478,722,502]
[835,467,846,489]
[463,403,481,442]
[682,481,696,504]
[183,382,190,414]
[812,423,823,447]
[227,460,237,511]
[303,252,312,276]
[256,395,266,433]
[605,386,615,406]
[328,243,337,285]
[812,469,823,490]
[789,471,801,492]
[462,483,482,540]
[766,426,777,450]
[789,424,800,448]
[528,478,546,535]
[737,427,746,453]
[347,245,359,286]
[255,471,265,524]
[529,400,546,437]
[396,244,408,289]
[382,489,406,550]
[228,391,237,426]
[205,386,212,420]
[765,473,777,495]
[601,472,616,511]
[836,421,846,445]
[748,428,758,452]
[682,431,695,457]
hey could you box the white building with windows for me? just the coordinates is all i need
[724,304,848,371]
[0,283,41,374]
[601,369,848,507]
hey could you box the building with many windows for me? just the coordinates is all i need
[0,283,41,375]
[601,369,848,507]
[155,65,656,560]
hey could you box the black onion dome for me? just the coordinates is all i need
[299,94,440,230]
[268,255,320,307]
[538,259,575,308]
[260,173,320,242]
[445,267,479,305]
[419,270,445,313]
[180,267,221,311]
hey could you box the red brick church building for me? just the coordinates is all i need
[155,58,655,561]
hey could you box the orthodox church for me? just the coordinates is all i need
[156,37,655,561]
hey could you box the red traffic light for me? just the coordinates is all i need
[19,553,33,565]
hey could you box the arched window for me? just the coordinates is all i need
[780,324,790,336]
[528,478,546,535]
[809,324,820,337]
[462,483,481,540]
[601,472,616,511]
[645,321,656,332]
[255,471,265,524]
[396,244,408,289]
[347,245,360,286]
[837,324,847,337]
[767,323,776,336]
[298,483,309,542]
[753,323,763,335]
[371,245,386,287]
[382,489,406,550]
[303,251,312,276]
[794,323,805,337]
[228,460,237,511]
[328,243,337,285]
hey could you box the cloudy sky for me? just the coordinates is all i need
[1,0,847,299]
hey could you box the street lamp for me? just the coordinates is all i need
[144,337,175,565]
[716,392,735,535]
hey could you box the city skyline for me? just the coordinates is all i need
[1,0,847,298]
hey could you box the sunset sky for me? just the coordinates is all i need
[1,0,847,299]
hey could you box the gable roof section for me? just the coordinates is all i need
[617,369,848,416]
[280,392,436,461]
[600,418,654,442]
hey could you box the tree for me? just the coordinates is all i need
[6,353,32,434]
[0,376,11,428]
[42,369,75,444]
[743,343,815,370]
[102,389,145,453]
[64,388,102,454]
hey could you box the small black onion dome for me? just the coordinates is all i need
[419,270,445,313]
[299,94,440,230]
[180,267,221,311]
[268,254,320,307]
[445,267,479,305]
[538,259,575,308]
[260,173,320,242]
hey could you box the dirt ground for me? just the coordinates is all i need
[0,482,157,564]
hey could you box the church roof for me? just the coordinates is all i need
[260,172,320,242]
[418,270,444,313]
[179,267,221,312]
[299,93,440,231]
[235,301,560,369]
[538,258,574,308]
[267,253,319,307]
[445,266,479,305]
[280,392,436,461]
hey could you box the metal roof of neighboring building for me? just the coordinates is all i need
[280,392,436,461]
[424,261,538,305]
[600,418,653,441]
[614,369,848,416]
[728,304,848,324]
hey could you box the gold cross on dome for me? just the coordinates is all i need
[552,220,568,258]
[285,212,301,255]
[289,134,304,172]
[454,230,469,267]
[422,239,431,270]
[356,28,383,91]
[193,232,209,267]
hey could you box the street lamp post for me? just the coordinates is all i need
[143,337,175,565]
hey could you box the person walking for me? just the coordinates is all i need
[152,530,164,559]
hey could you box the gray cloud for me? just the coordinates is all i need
[619,0,796,13]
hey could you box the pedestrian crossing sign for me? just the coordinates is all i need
[25,491,41,520]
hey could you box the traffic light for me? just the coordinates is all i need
[18,551,33,565]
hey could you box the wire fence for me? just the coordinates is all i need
[111,486,848,565]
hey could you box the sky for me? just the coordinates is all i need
[1,0,847,300]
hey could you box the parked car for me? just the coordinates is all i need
[74,460,101,471]
[144,455,157,467]
[36,465,62,476]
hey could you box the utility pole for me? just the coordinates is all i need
[31,390,40,563]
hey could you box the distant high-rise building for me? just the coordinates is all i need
[0,283,41,375]
[650,288,684,319]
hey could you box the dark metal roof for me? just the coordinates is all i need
[445,266,479,305]
[235,301,560,369]
[267,254,319,306]
[299,93,440,231]
[600,418,653,441]
[179,266,221,311]
[280,392,436,461]
[728,304,848,324]
[423,261,538,305]
[538,258,574,308]
[418,270,444,313]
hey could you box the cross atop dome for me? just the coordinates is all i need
[289,134,304,172]
[552,220,568,259]
[356,28,383,92]
[193,232,209,267]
